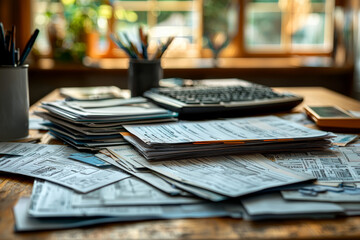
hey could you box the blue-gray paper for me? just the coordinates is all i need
[69,153,111,167]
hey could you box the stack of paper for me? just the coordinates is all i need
[35,97,178,150]
[106,145,316,199]
[122,115,333,160]
[12,145,315,232]
[8,140,360,231]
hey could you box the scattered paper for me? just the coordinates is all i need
[14,197,127,232]
[69,152,111,167]
[281,188,360,202]
[27,180,243,218]
[241,192,344,220]
[111,145,315,198]
[72,176,203,206]
[98,149,185,196]
[265,147,360,183]
[332,133,359,147]
[0,142,129,193]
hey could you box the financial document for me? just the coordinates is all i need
[241,192,344,220]
[122,116,332,160]
[123,115,330,144]
[14,197,128,232]
[115,146,315,198]
[0,142,76,156]
[15,197,242,232]
[265,147,360,182]
[99,148,185,195]
[72,177,203,206]
[281,188,360,202]
[0,142,129,193]
[28,180,243,218]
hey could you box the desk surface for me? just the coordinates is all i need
[2,87,360,240]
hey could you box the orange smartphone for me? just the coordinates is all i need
[304,105,360,129]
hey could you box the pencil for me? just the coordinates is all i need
[158,36,174,58]
[110,33,137,59]
[122,33,142,59]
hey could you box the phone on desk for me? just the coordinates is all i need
[304,105,360,129]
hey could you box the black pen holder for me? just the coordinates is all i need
[128,59,163,97]
[0,65,29,141]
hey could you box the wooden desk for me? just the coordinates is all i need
[2,87,360,240]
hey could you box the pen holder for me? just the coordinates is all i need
[128,59,163,97]
[0,66,29,141]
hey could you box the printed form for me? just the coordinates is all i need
[0,142,129,193]
[114,146,315,198]
[28,180,242,218]
[123,115,330,145]
[265,147,360,182]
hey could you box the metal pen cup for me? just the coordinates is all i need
[0,65,29,141]
[128,59,163,97]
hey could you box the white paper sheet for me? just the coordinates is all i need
[281,189,360,202]
[97,149,187,195]
[241,192,344,218]
[123,115,330,144]
[28,180,243,218]
[106,145,228,201]
[265,147,360,182]
[113,146,315,198]
[0,142,129,193]
[0,142,76,156]
[13,197,127,232]
[71,176,203,206]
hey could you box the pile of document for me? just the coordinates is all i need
[122,115,333,160]
[35,97,178,150]
[4,111,360,231]
[2,136,359,232]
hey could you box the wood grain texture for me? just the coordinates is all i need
[1,87,360,240]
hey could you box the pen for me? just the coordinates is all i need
[19,28,39,65]
[10,25,15,66]
[0,23,5,65]
[5,31,10,52]
[4,31,11,65]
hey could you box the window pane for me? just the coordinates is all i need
[203,0,234,36]
[246,11,282,47]
[245,0,333,53]
[292,12,325,46]
[154,11,194,40]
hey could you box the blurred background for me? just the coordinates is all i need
[1,0,359,104]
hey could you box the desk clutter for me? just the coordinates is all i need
[1,84,360,231]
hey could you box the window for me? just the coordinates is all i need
[32,0,335,62]
[245,0,334,54]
